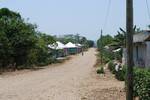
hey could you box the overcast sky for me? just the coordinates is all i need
[0,0,150,40]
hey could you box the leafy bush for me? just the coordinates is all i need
[0,8,56,70]
[114,51,122,61]
[133,68,150,100]
[102,50,115,64]
[102,56,110,64]
[108,61,116,74]
[108,61,126,81]
[97,67,105,74]
[115,66,126,81]
[113,66,150,99]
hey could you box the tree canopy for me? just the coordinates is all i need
[0,8,56,70]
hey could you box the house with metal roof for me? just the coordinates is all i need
[123,30,150,68]
[133,31,150,68]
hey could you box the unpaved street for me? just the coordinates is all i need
[0,48,125,100]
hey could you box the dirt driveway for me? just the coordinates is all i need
[0,48,125,100]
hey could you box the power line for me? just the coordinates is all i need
[146,0,150,20]
[103,0,111,32]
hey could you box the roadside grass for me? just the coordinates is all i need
[97,66,105,74]
[94,53,102,67]
[94,52,105,74]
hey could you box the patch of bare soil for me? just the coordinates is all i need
[80,65,126,100]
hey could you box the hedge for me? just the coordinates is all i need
[108,62,150,99]
[108,61,116,74]
[133,68,150,100]
[115,66,126,81]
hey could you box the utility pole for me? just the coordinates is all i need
[126,0,134,100]
[100,30,103,64]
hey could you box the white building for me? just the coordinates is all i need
[65,42,78,54]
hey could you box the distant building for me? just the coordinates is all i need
[48,41,83,57]
[65,42,78,55]
[123,30,150,68]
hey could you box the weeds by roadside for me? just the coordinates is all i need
[97,66,105,74]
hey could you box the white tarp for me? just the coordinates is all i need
[48,44,57,49]
[113,48,121,52]
[48,41,66,50]
[65,42,77,48]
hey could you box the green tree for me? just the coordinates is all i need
[35,33,56,66]
[97,35,114,49]
[0,8,56,70]
[87,40,94,47]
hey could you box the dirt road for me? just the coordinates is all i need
[0,48,125,100]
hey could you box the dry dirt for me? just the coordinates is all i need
[0,48,125,100]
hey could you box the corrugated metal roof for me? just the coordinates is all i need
[133,31,150,43]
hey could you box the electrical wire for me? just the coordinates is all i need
[103,0,111,32]
[146,0,150,21]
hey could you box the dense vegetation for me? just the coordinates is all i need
[97,32,124,63]
[133,68,150,100]
[0,8,56,71]
[108,62,150,100]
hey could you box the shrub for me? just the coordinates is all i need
[102,50,115,64]
[108,61,116,74]
[115,66,126,81]
[114,66,150,99]
[97,67,105,74]
[133,68,150,100]
[98,49,115,64]
[102,56,110,64]
[114,51,122,61]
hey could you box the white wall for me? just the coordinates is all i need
[123,42,150,68]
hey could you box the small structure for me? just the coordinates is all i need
[48,41,67,57]
[133,31,150,68]
[123,30,150,68]
[65,42,78,54]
